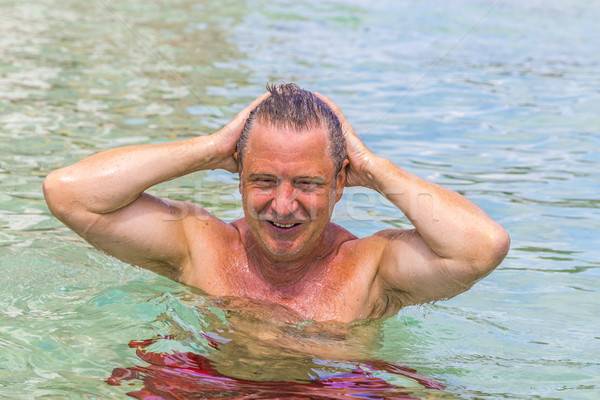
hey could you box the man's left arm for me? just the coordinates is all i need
[368,157,510,305]
[316,93,510,306]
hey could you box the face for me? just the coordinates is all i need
[238,122,346,262]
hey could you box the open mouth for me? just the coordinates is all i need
[268,221,300,231]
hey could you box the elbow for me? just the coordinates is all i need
[43,169,75,218]
[491,225,511,264]
[475,224,510,277]
[43,171,56,209]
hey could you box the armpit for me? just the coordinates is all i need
[367,285,405,319]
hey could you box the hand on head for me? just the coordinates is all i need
[214,89,379,191]
[212,92,271,173]
[314,92,378,190]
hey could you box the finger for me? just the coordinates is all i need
[314,92,343,116]
[232,91,271,124]
[222,92,270,135]
[315,92,358,141]
[315,92,348,124]
[245,91,271,113]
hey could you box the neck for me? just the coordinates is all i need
[244,227,334,290]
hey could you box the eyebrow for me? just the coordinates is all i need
[248,173,276,179]
[247,173,327,183]
[294,176,327,183]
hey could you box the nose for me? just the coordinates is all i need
[271,180,298,217]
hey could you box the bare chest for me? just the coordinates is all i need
[197,253,378,323]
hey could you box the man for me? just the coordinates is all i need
[43,83,509,323]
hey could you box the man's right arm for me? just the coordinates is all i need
[43,93,269,276]
[315,92,509,306]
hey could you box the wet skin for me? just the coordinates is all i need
[239,123,345,264]
[43,91,509,324]
[195,123,387,321]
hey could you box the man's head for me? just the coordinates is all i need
[237,83,347,175]
[235,83,349,261]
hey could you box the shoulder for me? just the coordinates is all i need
[180,203,240,238]
[330,223,392,271]
[334,225,406,255]
[331,225,410,318]
[177,207,244,280]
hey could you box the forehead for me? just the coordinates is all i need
[244,122,335,175]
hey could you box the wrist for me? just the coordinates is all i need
[176,135,220,172]
[361,155,389,192]
[201,132,238,172]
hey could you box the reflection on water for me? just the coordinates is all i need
[1,0,599,399]
[107,339,444,399]
[104,295,445,399]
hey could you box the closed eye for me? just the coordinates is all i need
[296,181,319,191]
[250,176,277,188]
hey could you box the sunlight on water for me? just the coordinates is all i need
[1,0,599,399]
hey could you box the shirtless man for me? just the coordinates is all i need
[43,83,509,323]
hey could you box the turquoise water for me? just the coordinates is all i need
[1,0,599,398]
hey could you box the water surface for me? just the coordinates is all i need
[1,0,599,399]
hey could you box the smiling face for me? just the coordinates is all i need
[238,122,346,262]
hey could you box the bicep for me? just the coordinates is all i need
[376,229,481,306]
[60,192,194,274]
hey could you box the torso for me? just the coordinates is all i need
[180,217,398,323]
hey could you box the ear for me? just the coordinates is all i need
[334,159,349,202]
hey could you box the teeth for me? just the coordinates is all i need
[273,222,295,228]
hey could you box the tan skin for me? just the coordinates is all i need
[43,91,510,323]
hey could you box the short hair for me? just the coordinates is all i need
[236,83,347,175]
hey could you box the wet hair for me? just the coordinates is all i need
[236,83,347,175]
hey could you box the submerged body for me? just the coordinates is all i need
[43,84,510,323]
[107,337,446,399]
